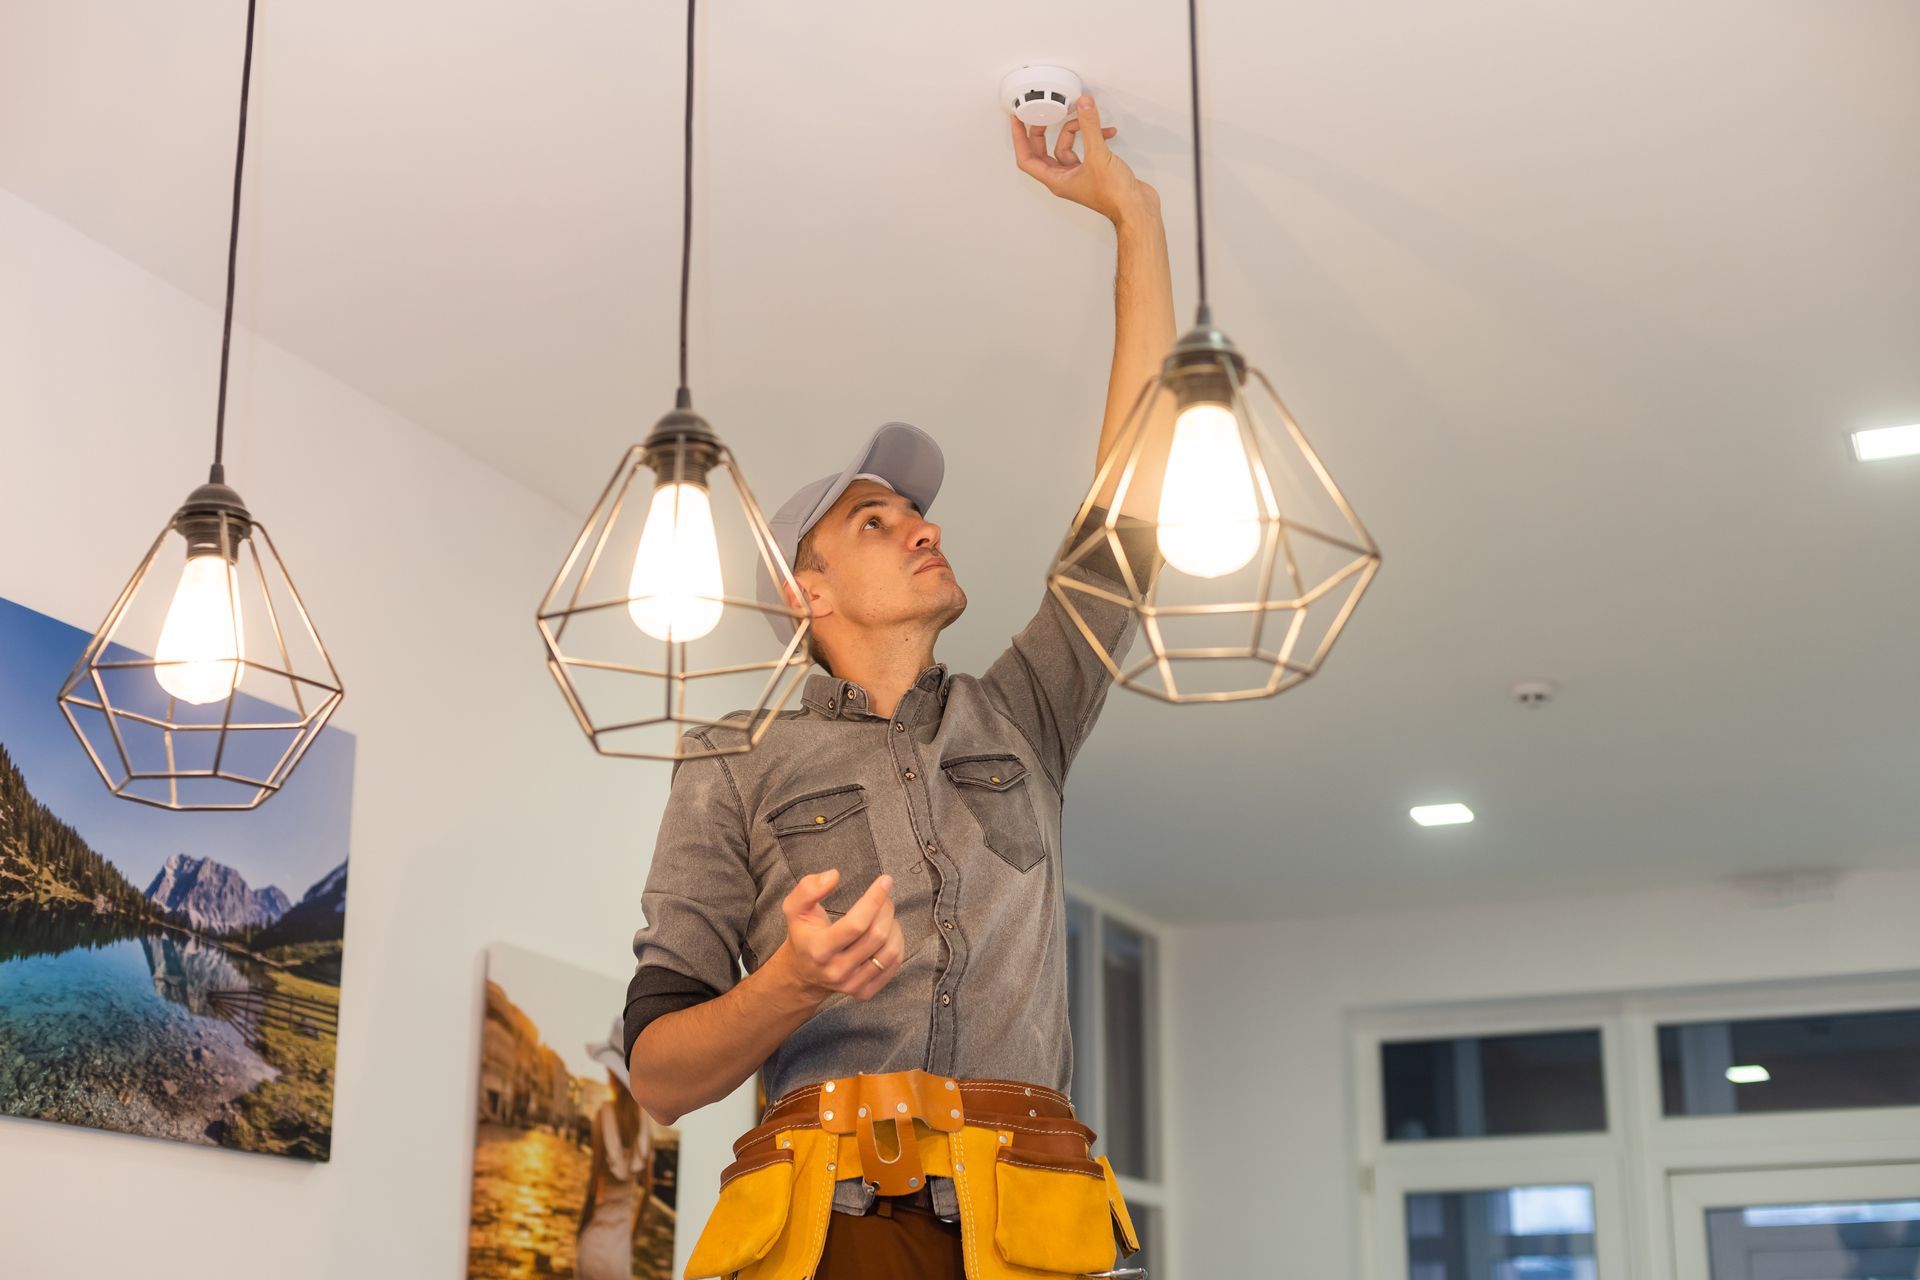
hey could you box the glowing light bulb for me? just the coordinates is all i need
[627,482,725,641]
[1156,401,1262,577]
[154,554,245,704]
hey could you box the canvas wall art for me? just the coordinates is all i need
[0,593,355,1160]
[469,943,679,1280]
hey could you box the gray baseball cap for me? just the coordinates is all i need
[755,422,944,642]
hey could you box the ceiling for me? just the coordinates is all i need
[4,0,1918,923]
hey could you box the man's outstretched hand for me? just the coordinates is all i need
[779,869,905,1003]
[1010,94,1159,225]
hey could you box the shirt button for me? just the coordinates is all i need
[903,769,916,781]
[941,920,953,931]
[925,841,937,854]
[939,993,951,1007]
[894,722,905,732]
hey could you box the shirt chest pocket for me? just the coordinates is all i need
[941,754,1046,873]
[766,784,883,916]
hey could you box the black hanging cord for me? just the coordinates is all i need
[674,0,696,410]
[1186,0,1211,326]
[209,0,260,485]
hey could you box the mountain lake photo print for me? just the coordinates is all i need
[0,592,355,1161]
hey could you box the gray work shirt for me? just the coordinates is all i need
[623,523,1146,1106]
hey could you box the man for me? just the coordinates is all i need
[625,95,1173,1278]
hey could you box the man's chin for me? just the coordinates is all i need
[928,580,967,628]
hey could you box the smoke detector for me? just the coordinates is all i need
[1512,679,1558,707]
[1000,65,1082,127]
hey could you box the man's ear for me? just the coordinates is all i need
[785,571,831,621]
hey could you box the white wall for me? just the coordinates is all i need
[0,188,751,1278]
[1165,864,1920,1278]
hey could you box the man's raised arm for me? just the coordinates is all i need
[1009,93,1178,506]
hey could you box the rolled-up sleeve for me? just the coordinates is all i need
[981,508,1158,789]
[623,747,757,1062]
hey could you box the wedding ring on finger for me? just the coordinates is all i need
[870,956,887,972]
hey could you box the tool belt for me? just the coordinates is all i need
[685,1069,1142,1279]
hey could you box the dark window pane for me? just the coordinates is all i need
[1383,1030,1606,1141]
[1065,898,1094,1117]
[1102,917,1156,1178]
[1406,1185,1597,1280]
[1706,1198,1920,1277]
[1658,1007,1920,1117]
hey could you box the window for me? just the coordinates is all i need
[1065,897,1095,1113]
[1703,1198,1920,1277]
[1657,1006,1920,1117]
[1406,1185,1598,1280]
[1384,1030,1607,1141]
[1670,1166,1920,1280]
[1101,916,1158,1179]
[1358,977,1920,1280]
[1066,890,1167,1272]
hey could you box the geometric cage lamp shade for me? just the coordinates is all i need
[1048,321,1382,703]
[535,408,813,762]
[56,480,345,810]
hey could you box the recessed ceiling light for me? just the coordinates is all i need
[1410,803,1474,827]
[1725,1064,1771,1084]
[1850,424,1920,462]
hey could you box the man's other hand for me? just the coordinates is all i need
[1010,94,1159,225]
[780,870,905,1002]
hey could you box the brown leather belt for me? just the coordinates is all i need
[726,1070,1093,1198]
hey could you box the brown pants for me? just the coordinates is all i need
[814,1200,964,1279]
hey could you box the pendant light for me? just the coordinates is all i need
[56,0,345,810]
[1046,0,1383,703]
[535,0,810,762]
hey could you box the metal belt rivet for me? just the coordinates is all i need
[949,1108,960,1119]
[896,1101,909,1114]
[945,1080,956,1091]
[1029,1108,1037,1117]
[999,1134,1009,1144]
[858,1106,868,1118]
[824,1110,834,1121]
[782,1140,792,1148]
[956,1161,966,1173]
[909,1177,920,1188]
[825,1081,836,1093]
[1024,1087,1033,1096]
[827,1162,836,1172]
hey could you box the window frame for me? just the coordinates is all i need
[1066,882,1170,1270]
[1352,971,1920,1280]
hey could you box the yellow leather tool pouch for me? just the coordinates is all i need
[684,1128,836,1280]
[952,1122,1134,1280]
[991,1145,1114,1273]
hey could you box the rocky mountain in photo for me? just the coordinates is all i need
[144,854,290,935]
[253,861,348,949]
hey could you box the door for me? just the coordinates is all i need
[1669,1164,1920,1280]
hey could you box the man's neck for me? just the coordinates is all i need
[825,629,940,719]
